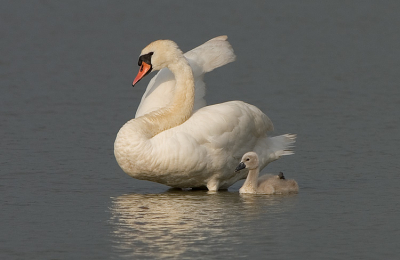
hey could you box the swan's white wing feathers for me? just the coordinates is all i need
[184,35,236,74]
[135,68,175,118]
[150,101,274,177]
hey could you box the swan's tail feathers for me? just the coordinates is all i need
[277,134,296,156]
[259,134,296,165]
[185,35,236,73]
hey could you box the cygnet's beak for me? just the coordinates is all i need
[132,61,152,86]
[235,162,246,172]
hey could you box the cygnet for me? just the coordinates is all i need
[235,152,299,194]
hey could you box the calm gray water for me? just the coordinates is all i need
[1,1,400,259]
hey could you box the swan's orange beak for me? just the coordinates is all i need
[132,62,152,86]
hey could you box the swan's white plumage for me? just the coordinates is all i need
[115,36,296,191]
[135,36,235,118]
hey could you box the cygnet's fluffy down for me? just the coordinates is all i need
[235,152,298,194]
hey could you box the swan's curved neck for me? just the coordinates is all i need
[134,56,195,138]
[242,168,259,192]
[114,48,195,176]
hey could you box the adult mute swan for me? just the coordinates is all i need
[235,152,299,194]
[114,36,296,191]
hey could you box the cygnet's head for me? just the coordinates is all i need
[235,152,259,172]
[132,40,183,86]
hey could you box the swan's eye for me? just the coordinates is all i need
[246,158,250,161]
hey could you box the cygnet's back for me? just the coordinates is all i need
[257,172,299,195]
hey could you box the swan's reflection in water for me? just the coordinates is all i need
[109,189,297,259]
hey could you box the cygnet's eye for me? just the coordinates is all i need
[246,158,250,161]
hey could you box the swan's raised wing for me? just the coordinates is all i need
[135,36,236,118]
[184,35,236,74]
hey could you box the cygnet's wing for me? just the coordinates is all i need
[257,174,277,186]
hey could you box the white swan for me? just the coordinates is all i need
[114,36,296,191]
[235,152,299,194]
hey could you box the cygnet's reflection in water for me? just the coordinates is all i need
[109,189,297,259]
